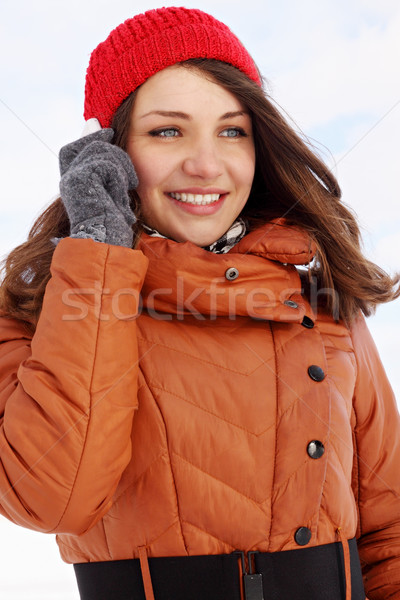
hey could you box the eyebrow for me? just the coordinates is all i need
[139,110,248,120]
[140,110,190,120]
[221,111,248,119]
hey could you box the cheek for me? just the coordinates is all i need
[129,154,158,200]
[237,149,256,191]
[129,145,174,197]
[128,151,168,226]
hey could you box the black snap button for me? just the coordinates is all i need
[283,299,298,309]
[301,316,314,329]
[308,365,325,382]
[295,527,312,546]
[225,267,239,281]
[307,440,325,459]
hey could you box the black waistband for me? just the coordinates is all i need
[74,538,365,600]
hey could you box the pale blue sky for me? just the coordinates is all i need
[0,1,399,596]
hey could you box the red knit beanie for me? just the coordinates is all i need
[84,7,261,128]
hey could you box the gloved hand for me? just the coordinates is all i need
[59,128,138,247]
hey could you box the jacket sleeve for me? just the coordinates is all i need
[350,314,400,599]
[0,237,148,535]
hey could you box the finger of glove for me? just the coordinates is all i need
[65,141,139,191]
[59,128,114,176]
[106,188,137,227]
[95,166,137,226]
[61,163,136,229]
[60,170,111,228]
[66,155,136,210]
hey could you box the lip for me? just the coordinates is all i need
[166,192,227,215]
[168,187,229,195]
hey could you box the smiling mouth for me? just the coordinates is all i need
[169,192,222,205]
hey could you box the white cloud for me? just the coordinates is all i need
[264,6,400,129]
[373,233,400,272]
[334,108,400,236]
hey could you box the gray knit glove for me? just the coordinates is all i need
[59,128,138,247]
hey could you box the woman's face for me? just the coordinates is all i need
[126,65,256,246]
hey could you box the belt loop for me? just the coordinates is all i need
[237,552,246,600]
[138,546,156,600]
[337,528,352,600]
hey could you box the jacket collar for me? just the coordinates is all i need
[137,219,315,323]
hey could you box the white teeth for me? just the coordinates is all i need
[169,192,221,205]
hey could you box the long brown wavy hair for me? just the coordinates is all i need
[1,58,398,331]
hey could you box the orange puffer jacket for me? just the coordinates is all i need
[0,222,399,599]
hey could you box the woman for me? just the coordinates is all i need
[0,7,399,600]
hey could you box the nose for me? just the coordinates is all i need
[182,138,223,180]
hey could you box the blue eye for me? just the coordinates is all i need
[220,127,247,138]
[149,127,179,138]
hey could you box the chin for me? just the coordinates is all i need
[178,235,220,247]
[172,227,227,248]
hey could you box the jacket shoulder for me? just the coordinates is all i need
[0,315,32,343]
